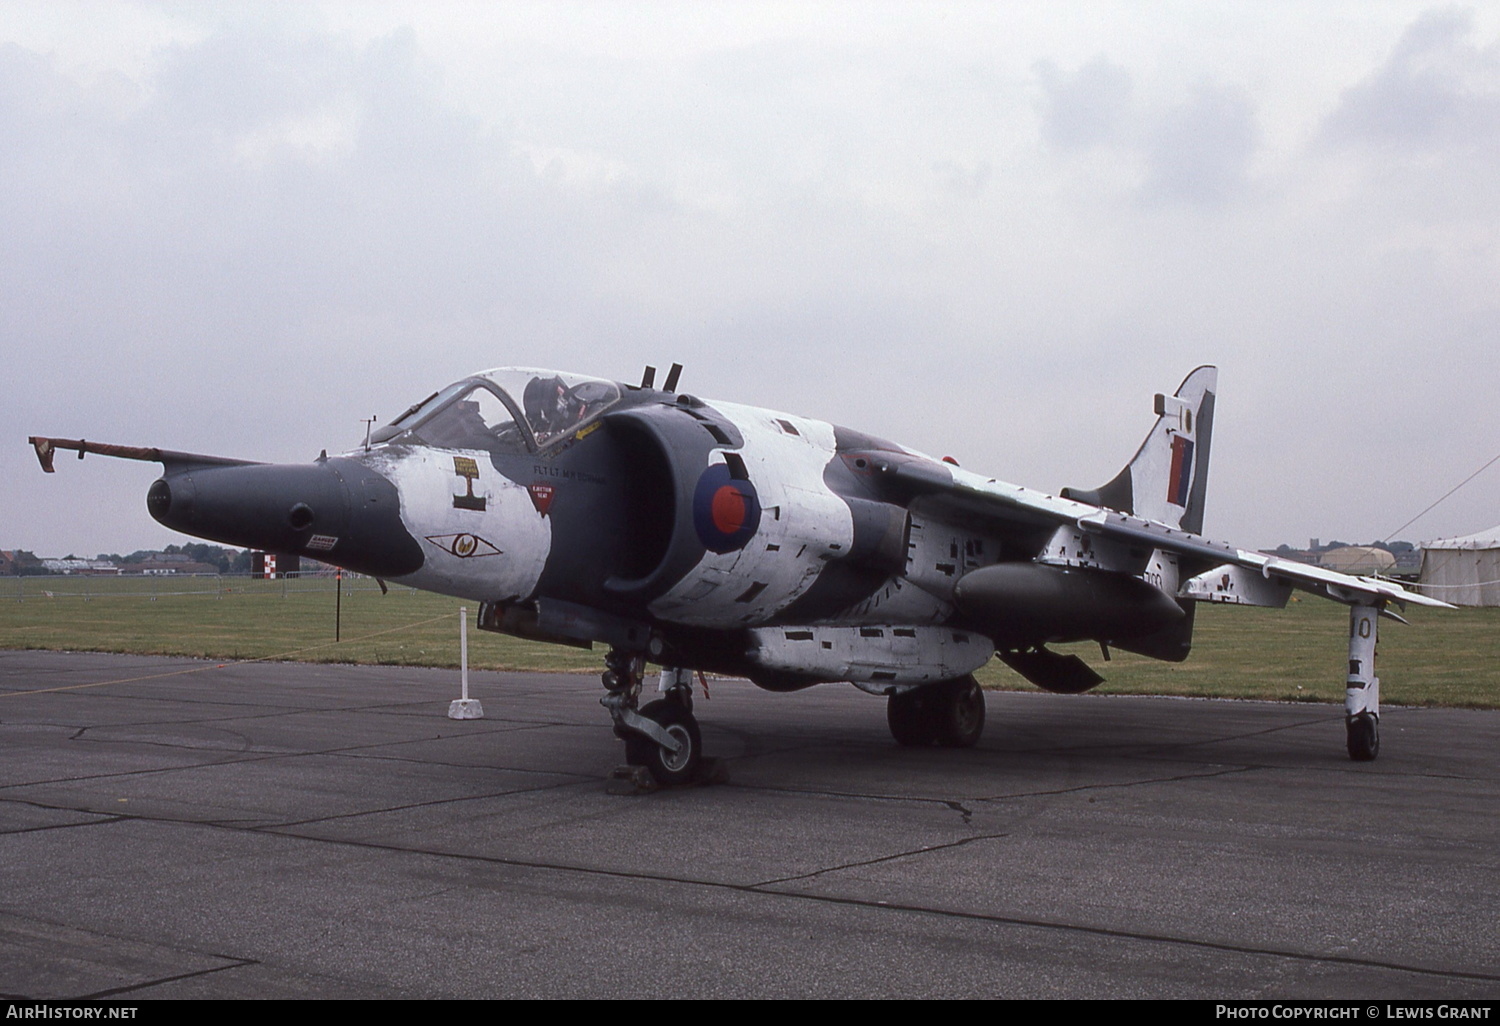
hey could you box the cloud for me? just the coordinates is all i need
[1034,55,1132,150]
[1322,7,1500,153]
[1139,82,1258,206]
[1032,56,1259,208]
[930,158,991,195]
[0,25,626,347]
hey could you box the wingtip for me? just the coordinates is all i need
[28,436,56,473]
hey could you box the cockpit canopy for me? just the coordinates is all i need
[370,368,622,453]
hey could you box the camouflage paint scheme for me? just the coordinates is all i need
[30,365,1449,780]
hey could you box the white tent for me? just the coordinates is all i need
[1419,526,1500,606]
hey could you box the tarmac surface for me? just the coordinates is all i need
[1,649,1497,1000]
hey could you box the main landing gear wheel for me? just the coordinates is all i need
[625,698,702,786]
[887,688,936,747]
[1346,712,1380,762]
[887,675,986,748]
[933,675,985,748]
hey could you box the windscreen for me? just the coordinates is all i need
[398,381,528,454]
[373,368,622,453]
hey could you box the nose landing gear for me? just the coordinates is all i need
[626,698,702,786]
[600,651,708,787]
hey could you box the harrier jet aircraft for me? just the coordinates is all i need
[30,365,1448,784]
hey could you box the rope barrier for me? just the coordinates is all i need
[1380,576,1500,592]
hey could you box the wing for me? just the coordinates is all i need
[857,447,1450,613]
[29,436,261,474]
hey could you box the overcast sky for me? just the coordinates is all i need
[4,1,1498,557]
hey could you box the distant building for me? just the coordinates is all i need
[1391,546,1422,572]
[132,559,218,575]
[1318,546,1396,576]
[39,559,120,575]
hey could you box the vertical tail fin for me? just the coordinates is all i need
[1062,366,1217,533]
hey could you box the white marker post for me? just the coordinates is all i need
[448,606,484,720]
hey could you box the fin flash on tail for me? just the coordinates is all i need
[1062,365,1217,533]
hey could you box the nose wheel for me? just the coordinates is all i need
[600,650,707,787]
[625,698,702,786]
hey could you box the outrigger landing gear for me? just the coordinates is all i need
[887,674,986,748]
[600,651,704,786]
[1345,602,1381,762]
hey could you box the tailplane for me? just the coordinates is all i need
[1062,366,1217,533]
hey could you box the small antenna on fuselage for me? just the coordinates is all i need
[361,415,377,451]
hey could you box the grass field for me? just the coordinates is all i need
[1,575,1495,708]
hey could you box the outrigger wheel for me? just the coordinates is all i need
[887,675,986,748]
[1346,712,1380,762]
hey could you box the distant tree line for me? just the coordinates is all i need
[108,544,253,574]
[1273,540,1415,556]
[5,544,252,575]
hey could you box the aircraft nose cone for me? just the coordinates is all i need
[147,458,423,579]
[146,476,182,522]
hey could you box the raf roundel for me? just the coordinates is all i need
[692,462,761,554]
